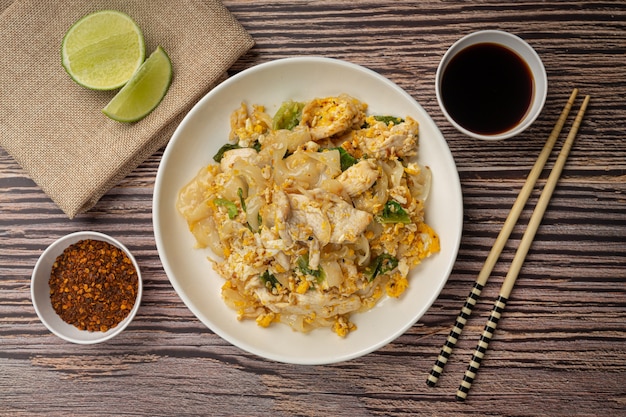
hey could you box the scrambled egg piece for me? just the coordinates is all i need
[301,94,367,140]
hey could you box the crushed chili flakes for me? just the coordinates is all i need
[49,239,138,332]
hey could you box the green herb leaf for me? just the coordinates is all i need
[375,200,411,224]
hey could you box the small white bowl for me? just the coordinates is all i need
[31,231,142,344]
[435,30,547,140]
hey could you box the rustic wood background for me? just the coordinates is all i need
[2,1,625,415]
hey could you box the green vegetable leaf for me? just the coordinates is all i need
[375,200,411,224]
[237,187,247,212]
[364,253,399,281]
[273,100,305,130]
[213,141,261,163]
[296,254,325,283]
[260,270,280,289]
[213,198,238,219]
[373,115,404,125]
[362,115,405,129]
[213,143,240,162]
[327,147,357,171]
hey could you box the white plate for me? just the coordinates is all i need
[153,57,463,365]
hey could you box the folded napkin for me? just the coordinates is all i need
[0,0,254,218]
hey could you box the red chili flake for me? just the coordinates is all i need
[49,239,138,332]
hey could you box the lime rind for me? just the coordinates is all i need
[102,46,173,123]
[61,10,145,90]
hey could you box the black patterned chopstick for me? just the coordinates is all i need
[427,89,580,388]
[456,94,590,401]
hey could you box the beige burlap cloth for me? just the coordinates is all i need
[0,0,254,218]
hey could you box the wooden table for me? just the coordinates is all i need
[2,1,625,415]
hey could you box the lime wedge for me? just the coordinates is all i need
[102,46,173,123]
[61,10,145,90]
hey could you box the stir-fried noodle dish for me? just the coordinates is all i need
[177,94,440,336]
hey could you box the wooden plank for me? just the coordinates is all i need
[1,1,625,415]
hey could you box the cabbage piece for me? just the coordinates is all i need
[273,100,305,130]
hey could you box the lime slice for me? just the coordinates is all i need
[61,10,145,90]
[102,46,173,123]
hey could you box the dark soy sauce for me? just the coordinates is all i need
[441,42,534,135]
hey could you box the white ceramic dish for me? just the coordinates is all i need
[436,30,547,140]
[153,57,463,365]
[31,231,142,344]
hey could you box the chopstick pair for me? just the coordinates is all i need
[426,89,590,400]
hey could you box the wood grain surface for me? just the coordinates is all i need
[2,1,625,416]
